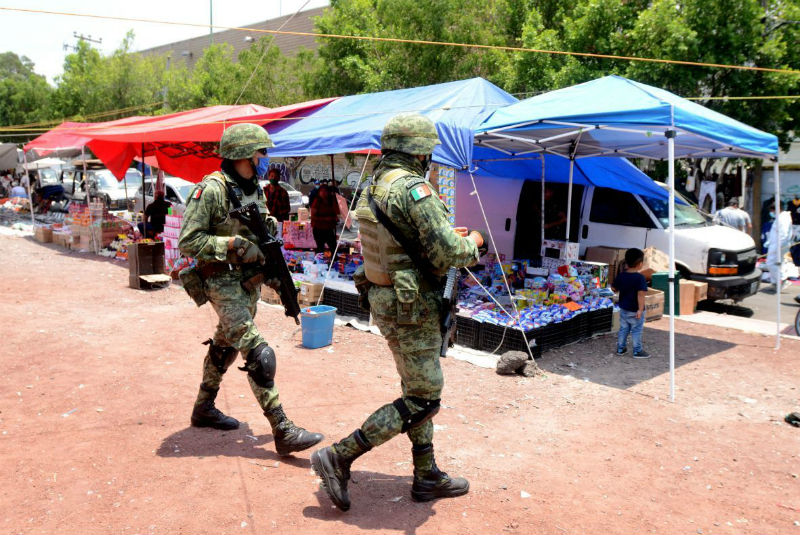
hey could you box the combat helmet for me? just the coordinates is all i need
[218,123,274,160]
[381,112,441,155]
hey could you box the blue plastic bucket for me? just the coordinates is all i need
[300,305,337,349]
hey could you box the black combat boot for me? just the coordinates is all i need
[410,444,469,502]
[311,429,373,511]
[265,405,324,456]
[190,383,240,430]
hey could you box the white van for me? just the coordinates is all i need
[457,178,760,301]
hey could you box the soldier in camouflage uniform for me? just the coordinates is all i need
[179,123,323,456]
[311,113,486,510]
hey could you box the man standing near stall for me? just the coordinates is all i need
[311,112,485,511]
[178,123,323,456]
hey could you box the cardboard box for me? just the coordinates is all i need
[585,246,627,284]
[679,280,697,315]
[261,286,282,305]
[128,242,166,289]
[644,288,665,322]
[34,227,53,243]
[541,240,579,262]
[300,282,324,301]
[686,280,708,302]
[639,247,670,281]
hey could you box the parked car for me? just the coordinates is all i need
[258,178,308,214]
[467,180,760,302]
[61,167,143,210]
[133,176,195,213]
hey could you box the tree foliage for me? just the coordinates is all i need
[0,52,53,127]
[305,0,516,96]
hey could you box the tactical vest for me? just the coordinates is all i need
[355,168,415,286]
[205,171,266,242]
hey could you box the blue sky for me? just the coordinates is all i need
[0,0,329,83]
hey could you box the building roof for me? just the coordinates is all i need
[138,6,325,69]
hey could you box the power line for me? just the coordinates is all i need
[1,6,799,76]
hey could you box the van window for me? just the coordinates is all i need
[641,195,707,228]
[589,187,655,228]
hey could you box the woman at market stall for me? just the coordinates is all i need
[310,180,340,255]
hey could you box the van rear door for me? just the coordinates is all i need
[580,186,657,255]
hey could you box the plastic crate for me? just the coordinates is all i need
[454,315,481,349]
[587,307,613,334]
[321,288,370,322]
[479,323,540,357]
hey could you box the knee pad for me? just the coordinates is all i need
[243,343,276,388]
[204,339,238,374]
[392,396,441,433]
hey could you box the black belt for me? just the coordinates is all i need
[198,262,241,279]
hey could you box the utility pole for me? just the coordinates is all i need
[63,32,103,53]
[209,0,213,47]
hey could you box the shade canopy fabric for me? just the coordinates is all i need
[85,100,334,182]
[268,77,518,170]
[473,153,676,201]
[475,75,779,160]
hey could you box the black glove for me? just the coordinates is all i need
[232,236,265,264]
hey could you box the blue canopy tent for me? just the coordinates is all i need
[475,75,781,399]
[269,77,517,171]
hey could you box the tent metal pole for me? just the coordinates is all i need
[541,156,545,249]
[667,131,676,402]
[141,143,147,236]
[774,159,781,350]
[565,158,574,241]
[23,150,35,228]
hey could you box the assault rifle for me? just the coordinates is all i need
[229,202,301,325]
[440,267,459,357]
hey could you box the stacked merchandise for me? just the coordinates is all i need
[161,208,192,275]
[454,251,614,355]
[281,220,316,249]
[67,202,130,252]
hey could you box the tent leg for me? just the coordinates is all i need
[774,159,781,350]
[565,158,574,241]
[667,132,676,403]
[540,157,545,248]
[23,150,35,228]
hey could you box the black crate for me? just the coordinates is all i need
[479,323,539,357]
[321,288,369,322]
[587,307,613,334]
[454,315,481,349]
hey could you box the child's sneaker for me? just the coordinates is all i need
[616,347,627,355]
[632,350,650,359]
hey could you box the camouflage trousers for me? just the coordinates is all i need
[195,270,280,412]
[357,285,444,448]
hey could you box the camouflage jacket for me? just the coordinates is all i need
[178,169,276,265]
[360,152,480,278]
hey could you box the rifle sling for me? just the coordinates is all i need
[366,190,442,290]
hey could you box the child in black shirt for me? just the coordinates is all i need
[611,248,650,358]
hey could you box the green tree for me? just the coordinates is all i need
[0,52,53,127]
[507,0,799,147]
[51,32,167,120]
[305,0,516,97]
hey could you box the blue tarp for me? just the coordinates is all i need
[475,75,779,159]
[473,153,677,201]
[268,77,517,170]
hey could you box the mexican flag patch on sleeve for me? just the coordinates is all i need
[410,183,432,202]
[192,186,203,200]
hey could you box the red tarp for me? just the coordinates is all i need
[86,100,334,181]
[24,99,335,182]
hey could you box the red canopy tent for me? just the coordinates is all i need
[79,100,335,182]
[24,99,335,182]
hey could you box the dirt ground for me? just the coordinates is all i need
[1,234,799,535]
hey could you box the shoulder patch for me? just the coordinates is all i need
[409,183,432,202]
[404,177,426,190]
[192,185,204,200]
